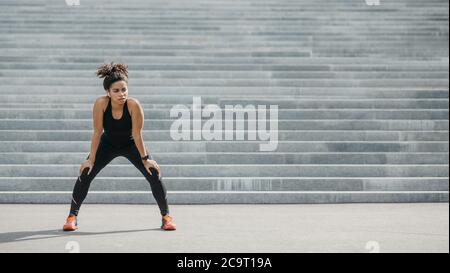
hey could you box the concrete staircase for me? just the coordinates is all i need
[0,0,448,204]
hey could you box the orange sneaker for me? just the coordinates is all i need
[161,215,176,231]
[63,215,78,231]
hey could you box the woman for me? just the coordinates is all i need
[63,62,176,231]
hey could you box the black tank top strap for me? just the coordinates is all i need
[123,98,129,115]
[105,96,111,116]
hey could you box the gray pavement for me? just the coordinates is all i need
[0,203,448,253]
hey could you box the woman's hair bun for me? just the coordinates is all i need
[96,62,128,78]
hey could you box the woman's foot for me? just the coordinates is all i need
[63,215,78,231]
[161,215,176,231]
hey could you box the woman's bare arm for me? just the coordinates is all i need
[87,97,105,162]
[129,98,161,176]
[130,98,148,158]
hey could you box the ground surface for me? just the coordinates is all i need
[0,203,448,253]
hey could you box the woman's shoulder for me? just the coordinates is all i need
[127,97,140,106]
[95,95,109,103]
[126,97,142,111]
[94,96,109,112]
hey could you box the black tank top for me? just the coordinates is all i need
[101,97,134,148]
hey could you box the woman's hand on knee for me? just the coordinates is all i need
[79,160,94,176]
[143,159,161,178]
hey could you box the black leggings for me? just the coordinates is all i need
[69,138,169,217]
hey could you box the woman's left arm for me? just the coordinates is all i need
[130,99,160,176]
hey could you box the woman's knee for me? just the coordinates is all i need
[144,169,161,182]
[79,166,97,181]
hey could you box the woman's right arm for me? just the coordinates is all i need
[86,98,105,163]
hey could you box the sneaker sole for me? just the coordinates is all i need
[161,226,176,231]
[63,226,78,231]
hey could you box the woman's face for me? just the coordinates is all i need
[107,80,128,104]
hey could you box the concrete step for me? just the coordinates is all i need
[0,177,447,192]
[1,77,448,88]
[1,5,446,13]
[0,100,448,109]
[0,51,445,61]
[1,39,447,47]
[1,30,447,39]
[1,4,446,11]
[1,120,448,130]
[1,87,449,97]
[0,40,448,47]
[1,21,447,29]
[0,56,446,67]
[0,109,448,120]
[0,152,448,165]
[0,39,446,47]
[0,191,447,204]
[1,130,448,141]
[1,86,448,99]
[215,99,449,109]
[1,69,448,80]
[0,63,448,72]
[1,38,445,47]
[3,37,445,46]
[2,94,448,104]
[0,141,447,153]
[0,0,445,7]
[2,13,446,20]
[0,164,448,177]
[4,13,442,18]
[1,95,449,106]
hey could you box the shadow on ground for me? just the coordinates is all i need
[0,228,162,245]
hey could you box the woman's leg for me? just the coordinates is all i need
[69,140,117,216]
[121,144,169,216]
